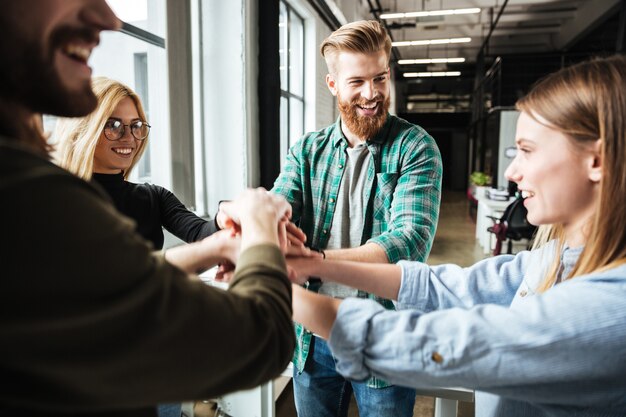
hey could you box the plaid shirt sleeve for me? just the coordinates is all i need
[368,131,442,263]
[271,139,305,223]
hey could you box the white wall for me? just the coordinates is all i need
[497,110,520,189]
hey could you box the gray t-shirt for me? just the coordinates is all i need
[319,142,371,298]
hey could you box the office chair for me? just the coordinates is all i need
[487,196,537,255]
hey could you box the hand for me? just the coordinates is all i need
[220,188,293,250]
[215,204,230,230]
[215,262,236,282]
[220,188,292,228]
[201,229,241,264]
[285,245,323,258]
[282,222,317,257]
[286,222,307,247]
[286,256,323,285]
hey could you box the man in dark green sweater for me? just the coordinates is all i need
[0,1,295,416]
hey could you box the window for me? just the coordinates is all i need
[91,0,169,186]
[279,0,305,166]
[44,0,168,187]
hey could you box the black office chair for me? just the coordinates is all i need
[487,196,537,255]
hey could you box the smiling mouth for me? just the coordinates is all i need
[112,148,134,156]
[521,190,535,199]
[357,102,379,111]
[62,43,93,64]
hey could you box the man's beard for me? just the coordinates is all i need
[337,93,390,140]
[0,21,98,117]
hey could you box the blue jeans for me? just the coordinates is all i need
[157,403,181,417]
[293,337,415,417]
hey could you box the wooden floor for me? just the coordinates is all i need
[274,190,484,417]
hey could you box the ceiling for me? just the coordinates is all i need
[368,0,623,112]
[375,0,621,62]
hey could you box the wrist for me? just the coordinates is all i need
[310,247,326,259]
[240,222,279,250]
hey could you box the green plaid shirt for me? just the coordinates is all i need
[272,114,442,388]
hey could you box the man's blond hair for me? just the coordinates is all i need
[320,20,391,72]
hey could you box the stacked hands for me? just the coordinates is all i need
[202,188,323,281]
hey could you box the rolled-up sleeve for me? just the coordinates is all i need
[328,268,626,408]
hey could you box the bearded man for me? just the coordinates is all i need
[272,20,442,417]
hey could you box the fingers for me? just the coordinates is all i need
[286,265,309,285]
[286,222,307,246]
[277,220,289,253]
[285,245,321,258]
[214,262,236,283]
[285,257,320,285]
[224,188,293,229]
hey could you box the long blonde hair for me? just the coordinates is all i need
[54,77,149,180]
[519,55,626,291]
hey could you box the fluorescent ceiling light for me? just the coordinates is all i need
[404,71,462,78]
[398,57,466,65]
[392,37,471,47]
[380,8,480,19]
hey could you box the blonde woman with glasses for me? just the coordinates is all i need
[55,77,221,251]
[55,77,223,417]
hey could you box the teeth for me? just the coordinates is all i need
[521,190,534,198]
[113,148,133,155]
[64,44,91,61]
[359,103,377,109]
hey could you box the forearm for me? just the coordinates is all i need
[164,240,222,273]
[325,242,389,263]
[292,285,340,339]
[308,259,402,300]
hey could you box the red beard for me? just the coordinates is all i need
[337,94,390,140]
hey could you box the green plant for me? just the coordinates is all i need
[470,171,491,186]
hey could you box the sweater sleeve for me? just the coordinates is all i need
[1,167,294,412]
[152,184,217,242]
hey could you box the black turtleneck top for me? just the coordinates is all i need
[92,173,217,249]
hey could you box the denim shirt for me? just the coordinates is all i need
[328,242,626,416]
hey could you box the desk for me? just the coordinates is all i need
[475,195,514,255]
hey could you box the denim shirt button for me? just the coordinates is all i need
[431,352,444,363]
[520,290,528,297]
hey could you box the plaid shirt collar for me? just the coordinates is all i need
[331,114,393,148]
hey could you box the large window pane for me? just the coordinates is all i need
[280,96,289,167]
[289,98,304,148]
[106,0,166,38]
[279,0,306,169]
[89,0,168,186]
[289,12,304,97]
[279,2,288,91]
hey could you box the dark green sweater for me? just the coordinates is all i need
[0,138,295,416]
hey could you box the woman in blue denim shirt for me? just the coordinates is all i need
[286,55,626,417]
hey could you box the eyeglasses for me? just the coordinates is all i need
[103,118,151,141]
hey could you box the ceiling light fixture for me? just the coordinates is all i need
[398,57,466,64]
[380,8,481,19]
[404,71,462,78]
[392,37,471,47]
